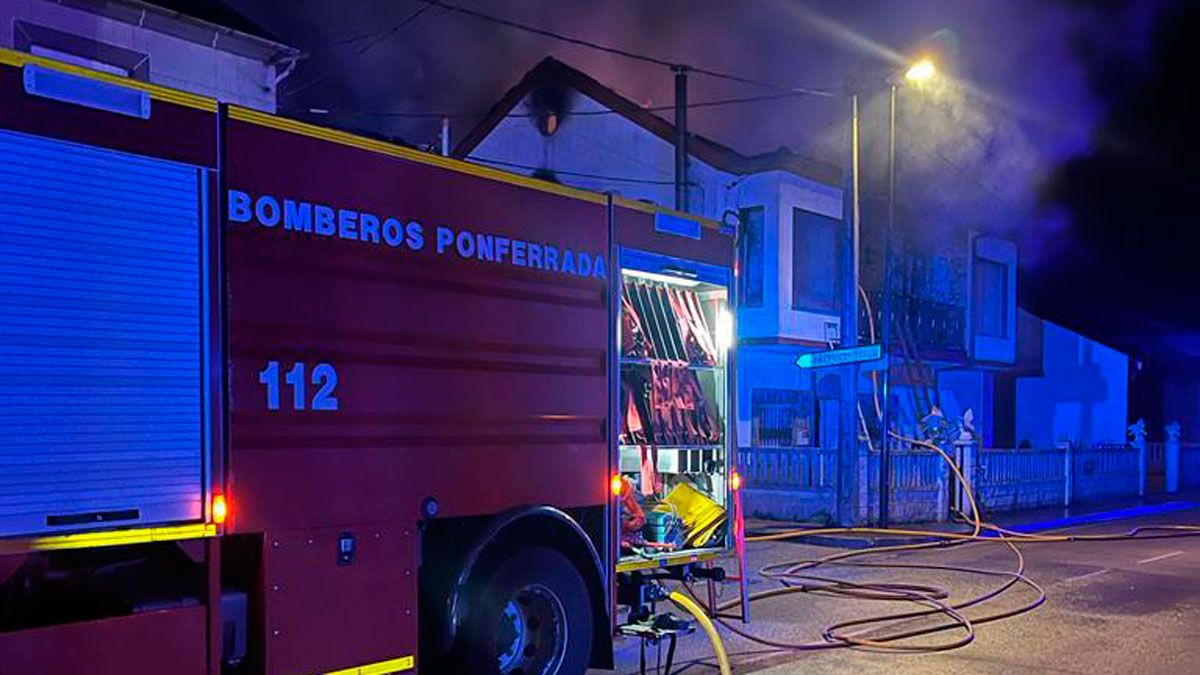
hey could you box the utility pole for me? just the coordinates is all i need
[837,94,863,526]
[879,83,897,528]
[673,65,689,211]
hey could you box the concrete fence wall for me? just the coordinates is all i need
[1072,443,1141,502]
[977,447,1066,512]
[866,447,947,524]
[740,446,838,522]
[742,441,1151,524]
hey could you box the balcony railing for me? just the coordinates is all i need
[859,291,965,353]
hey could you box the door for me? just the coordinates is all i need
[0,128,210,536]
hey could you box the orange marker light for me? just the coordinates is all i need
[730,472,743,491]
[212,494,228,524]
[610,473,624,497]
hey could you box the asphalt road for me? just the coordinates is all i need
[598,506,1200,674]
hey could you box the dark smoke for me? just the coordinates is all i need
[222,0,1191,360]
[1030,0,1199,361]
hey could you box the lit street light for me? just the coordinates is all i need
[880,57,938,527]
[848,57,939,528]
[904,58,937,84]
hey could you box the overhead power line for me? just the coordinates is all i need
[284,2,438,98]
[468,156,693,186]
[284,90,815,120]
[422,0,839,98]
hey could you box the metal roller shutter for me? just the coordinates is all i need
[0,128,208,537]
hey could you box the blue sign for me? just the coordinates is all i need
[654,212,702,240]
[795,344,884,369]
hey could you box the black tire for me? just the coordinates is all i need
[456,546,594,675]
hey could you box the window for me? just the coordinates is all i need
[973,258,1008,337]
[739,207,764,307]
[791,208,840,312]
[751,388,816,447]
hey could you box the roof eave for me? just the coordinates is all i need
[59,0,301,62]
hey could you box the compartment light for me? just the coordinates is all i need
[716,309,734,352]
[622,268,700,287]
[212,494,228,524]
[611,473,624,497]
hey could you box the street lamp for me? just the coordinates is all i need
[849,57,938,528]
[904,58,937,85]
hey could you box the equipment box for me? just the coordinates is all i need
[0,128,213,538]
[615,248,733,569]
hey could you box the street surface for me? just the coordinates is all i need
[598,506,1200,674]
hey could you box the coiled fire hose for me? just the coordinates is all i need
[652,286,1200,669]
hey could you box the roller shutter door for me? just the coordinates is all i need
[0,128,208,537]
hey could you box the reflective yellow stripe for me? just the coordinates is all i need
[0,47,217,112]
[228,105,609,206]
[325,655,415,675]
[0,523,216,555]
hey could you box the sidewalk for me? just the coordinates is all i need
[746,488,1200,548]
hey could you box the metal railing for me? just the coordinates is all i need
[1147,442,1166,472]
[977,447,1065,487]
[868,444,943,492]
[858,290,965,352]
[738,446,837,490]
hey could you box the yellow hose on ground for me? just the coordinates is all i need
[669,590,732,675]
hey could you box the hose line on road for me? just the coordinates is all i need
[672,427,1200,666]
[668,591,732,675]
[659,291,1200,669]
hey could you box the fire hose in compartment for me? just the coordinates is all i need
[617,273,729,560]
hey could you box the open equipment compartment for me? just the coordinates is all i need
[616,248,733,569]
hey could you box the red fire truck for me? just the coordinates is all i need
[0,48,740,674]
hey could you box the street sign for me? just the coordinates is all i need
[795,343,884,369]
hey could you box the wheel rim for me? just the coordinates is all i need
[495,583,569,674]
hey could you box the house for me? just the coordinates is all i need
[0,0,299,111]
[456,56,1140,522]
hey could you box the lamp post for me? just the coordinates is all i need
[876,58,936,528]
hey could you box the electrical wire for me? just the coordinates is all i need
[466,156,693,186]
[288,90,817,120]
[423,0,839,98]
[283,1,438,98]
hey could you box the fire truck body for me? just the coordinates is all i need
[0,49,736,675]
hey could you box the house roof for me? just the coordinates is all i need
[60,0,299,61]
[454,56,842,186]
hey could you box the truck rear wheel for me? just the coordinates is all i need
[459,546,593,675]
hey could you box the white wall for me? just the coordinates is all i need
[472,90,845,346]
[0,0,278,110]
[1016,319,1129,447]
[736,345,808,441]
[470,90,736,218]
[938,369,987,439]
[775,173,844,342]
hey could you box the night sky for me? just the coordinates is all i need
[221,0,1197,369]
